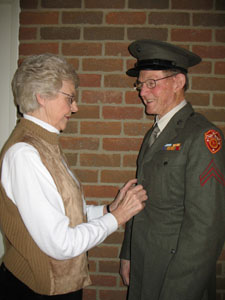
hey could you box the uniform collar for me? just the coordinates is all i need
[156,100,187,133]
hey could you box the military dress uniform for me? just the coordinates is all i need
[120,40,225,300]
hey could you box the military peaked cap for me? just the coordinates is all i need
[127,39,201,77]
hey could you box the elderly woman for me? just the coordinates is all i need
[0,53,147,300]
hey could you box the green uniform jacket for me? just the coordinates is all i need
[120,103,225,300]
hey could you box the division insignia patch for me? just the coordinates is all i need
[204,129,222,154]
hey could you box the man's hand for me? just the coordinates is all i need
[120,259,130,286]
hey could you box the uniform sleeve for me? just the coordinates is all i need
[159,128,225,300]
[1,143,118,260]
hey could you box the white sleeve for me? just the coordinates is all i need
[1,143,118,260]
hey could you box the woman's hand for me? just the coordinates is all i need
[109,179,138,212]
[110,179,147,226]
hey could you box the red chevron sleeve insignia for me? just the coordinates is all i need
[199,159,225,186]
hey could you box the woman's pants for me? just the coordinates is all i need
[0,263,83,300]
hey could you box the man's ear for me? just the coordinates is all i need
[174,73,186,91]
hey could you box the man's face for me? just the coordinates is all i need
[138,70,179,118]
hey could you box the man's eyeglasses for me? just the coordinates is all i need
[58,91,76,105]
[134,73,179,91]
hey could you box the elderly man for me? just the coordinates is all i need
[120,39,225,300]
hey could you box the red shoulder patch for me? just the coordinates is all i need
[204,129,222,154]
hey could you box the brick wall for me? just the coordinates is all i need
[19,0,225,299]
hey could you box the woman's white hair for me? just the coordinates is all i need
[11,53,79,114]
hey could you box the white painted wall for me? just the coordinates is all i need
[0,0,20,259]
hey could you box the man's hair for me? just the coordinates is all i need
[163,69,189,91]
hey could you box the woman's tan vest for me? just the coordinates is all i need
[0,118,91,295]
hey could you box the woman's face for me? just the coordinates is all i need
[41,80,78,131]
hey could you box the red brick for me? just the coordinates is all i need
[189,61,212,74]
[104,231,124,244]
[171,29,212,42]
[172,0,213,10]
[19,27,37,40]
[81,121,121,135]
[82,58,123,72]
[83,288,96,300]
[129,0,169,9]
[217,278,225,290]
[72,105,100,119]
[89,245,119,258]
[19,43,59,55]
[79,74,101,88]
[88,260,97,272]
[186,93,210,106]
[193,45,225,59]
[99,260,120,273]
[149,12,190,25]
[218,125,225,137]
[82,90,122,104]
[74,169,98,183]
[213,94,225,107]
[20,0,38,9]
[215,62,225,75]
[125,91,141,104]
[193,13,225,26]
[192,77,225,91]
[62,42,102,56]
[83,185,119,198]
[102,106,143,120]
[123,154,138,167]
[66,58,79,70]
[42,0,81,8]
[119,276,126,287]
[86,199,99,206]
[91,274,117,286]
[195,108,225,122]
[20,12,59,25]
[62,11,103,24]
[127,58,138,73]
[101,170,136,183]
[103,138,142,151]
[127,27,168,41]
[106,12,146,25]
[63,120,78,134]
[105,42,130,56]
[124,122,151,136]
[85,0,125,8]
[40,27,80,40]
[99,290,127,300]
[59,136,99,150]
[216,29,225,43]
[216,0,225,10]
[80,154,121,167]
[104,75,135,88]
[84,27,124,40]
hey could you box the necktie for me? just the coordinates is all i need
[149,123,160,147]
